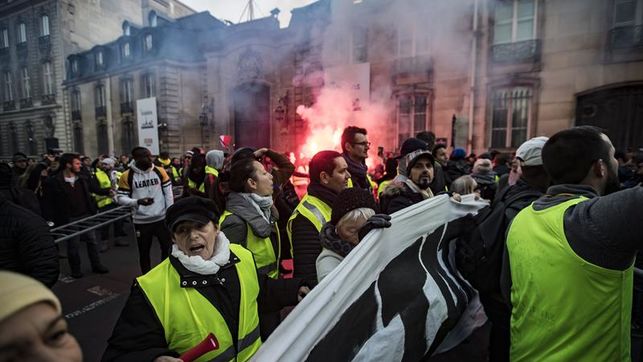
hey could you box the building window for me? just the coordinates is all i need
[96,50,104,68]
[21,67,30,99]
[490,87,532,148]
[352,28,367,63]
[17,22,26,43]
[9,121,18,154]
[71,59,79,74]
[397,24,430,58]
[149,11,158,27]
[142,73,155,98]
[41,15,49,36]
[73,121,83,154]
[610,0,643,48]
[123,22,131,36]
[121,78,133,103]
[122,42,130,59]
[1,28,8,48]
[397,94,428,147]
[71,89,81,112]
[144,34,153,52]
[95,84,105,108]
[493,0,537,44]
[42,62,53,95]
[122,116,135,153]
[3,71,13,101]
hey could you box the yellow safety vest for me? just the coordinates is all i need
[507,196,633,361]
[93,169,113,208]
[219,211,280,279]
[171,166,179,180]
[378,179,393,197]
[347,174,378,198]
[286,194,332,258]
[205,166,219,178]
[187,178,205,193]
[137,244,261,362]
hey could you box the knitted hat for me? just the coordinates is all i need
[473,158,492,174]
[330,188,378,225]
[0,271,62,324]
[399,138,428,156]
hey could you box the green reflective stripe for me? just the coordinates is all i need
[303,201,326,228]
[257,262,278,277]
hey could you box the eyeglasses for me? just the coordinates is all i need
[352,141,371,147]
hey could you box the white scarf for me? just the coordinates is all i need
[171,232,231,275]
[240,192,273,222]
[394,175,435,200]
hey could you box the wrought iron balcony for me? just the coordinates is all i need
[491,39,541,64]
[3,100,15,111]
[20,97,32,108]
[120,101,134,114]
[609,25,643,49]
[38,35,51,54]
[95,106,106,118]
[72,110,82,120]
[41,94,56,105]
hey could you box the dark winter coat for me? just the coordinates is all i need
[0,197,59,287]
[41,171,104,226]
[102,252,305,362]
[379,182,426,215]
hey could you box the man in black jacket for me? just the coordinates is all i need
[42,153,109,278]
[0,195,59,288]
[341,126,373,193]
[288,150,350,287]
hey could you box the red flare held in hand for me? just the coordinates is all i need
[179,333,219,362]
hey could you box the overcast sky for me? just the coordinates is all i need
[181,0,316,27]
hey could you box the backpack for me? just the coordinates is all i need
[455,186,541,294]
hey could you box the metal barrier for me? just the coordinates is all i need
[51,205,132,244]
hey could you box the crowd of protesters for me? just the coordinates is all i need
[0,124,641,361]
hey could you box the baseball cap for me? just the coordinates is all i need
[516,136,549,166]
[101,157,116,167]
[165,197,221,232]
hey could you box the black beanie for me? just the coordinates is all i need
[330,188,378,225]
[399,138,428,156]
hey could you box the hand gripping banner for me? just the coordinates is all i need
[254,194,489,361]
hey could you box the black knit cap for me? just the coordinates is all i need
[399,138,428,156]
[165,196,221,232]
[330,188,378,225]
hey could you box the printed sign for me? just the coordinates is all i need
[136,97,159,154]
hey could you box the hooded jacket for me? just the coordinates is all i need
[219,192,279,255]
[116,163,173,224]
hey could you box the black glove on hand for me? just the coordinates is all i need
[358,214,392,241]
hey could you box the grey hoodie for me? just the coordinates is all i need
[206,150,225,170]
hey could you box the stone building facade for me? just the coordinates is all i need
[63,0,643,158]
[0,0,194,159]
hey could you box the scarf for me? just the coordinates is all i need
[343,153,369,189]
[320,222,355,258]
[240,192,273,223]
[171,231,231,275]
[308,182,339,206]
[393,174,435,200]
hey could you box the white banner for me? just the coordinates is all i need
[324,63,370,111]
[254,194,488,361]
[136,97,159,155]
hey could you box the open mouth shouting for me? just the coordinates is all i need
[189,243,206,255]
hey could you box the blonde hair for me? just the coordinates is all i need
[450,175,478,195]
[336,207,375,230]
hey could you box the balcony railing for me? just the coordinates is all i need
[3,100,15,111]
[609,25,643,49]
[41,93,56,105]
[38,35,51,54]
[394,56,432,75]
[95,106,106,118]
[19,97,32,108]
[491,39,541,64]
[120,101,134,114]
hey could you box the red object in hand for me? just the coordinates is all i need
[179,333,219,362]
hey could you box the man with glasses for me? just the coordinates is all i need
[341,126,375,195]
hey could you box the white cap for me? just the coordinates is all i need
[516,136,549,166]
[101,157,116,167]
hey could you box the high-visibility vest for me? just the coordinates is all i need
[171,166,180,180]
[219,211,280,279]
[137,244,261,362]
[507,196,633,362]
[93,169,113,208]
[378,179,393,197]
[347,175,378,199]
[187,178,205,193]
[286,194,332,258]
[205,165,219,178]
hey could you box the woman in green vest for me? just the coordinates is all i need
[103,197,308,362]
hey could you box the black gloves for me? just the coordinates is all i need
[358,214,392,241]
